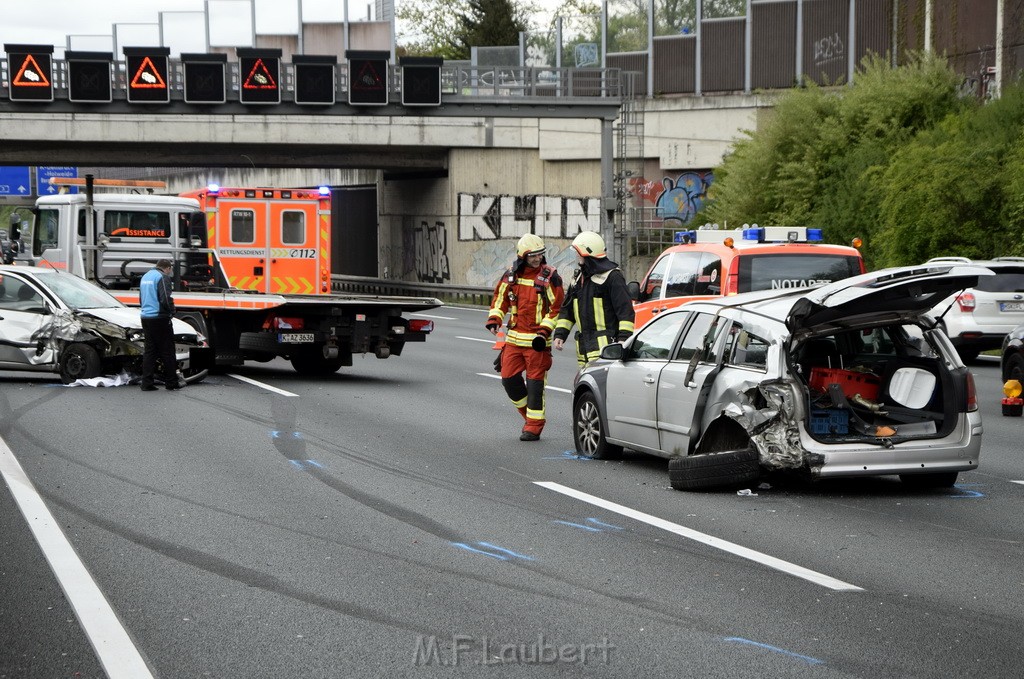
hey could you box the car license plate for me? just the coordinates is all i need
[1000,302,1024,312]
[279,333,315,343]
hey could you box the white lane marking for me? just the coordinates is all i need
[535,481,864,592]
[412,312,457,319]
[474,373,571,394]
[459,336,497,344]
[0,438,156,678]
[1011,480,1024,485]
[228,373,299,397]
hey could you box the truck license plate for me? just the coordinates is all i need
[1000,302,1024,312]
[279,333,315,343]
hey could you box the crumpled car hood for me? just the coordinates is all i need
[78,307,199,339]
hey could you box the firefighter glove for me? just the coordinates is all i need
[532,335,548,352]
[485,321,499,334]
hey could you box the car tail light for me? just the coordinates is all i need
[966,371,978,412]
[409,319,434,333]
[956,292,976,312]
[271,316,304,330]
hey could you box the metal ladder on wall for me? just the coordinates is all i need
[613,72,646,276]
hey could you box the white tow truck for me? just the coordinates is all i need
[9,177,440,376]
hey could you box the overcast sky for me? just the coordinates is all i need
[0,0,379,56]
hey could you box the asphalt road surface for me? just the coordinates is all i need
[2,305,1023,678]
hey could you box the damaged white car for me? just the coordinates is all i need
[571,263,989,490]
[0,266,211,384]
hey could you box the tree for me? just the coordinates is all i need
[701,52,967,269]
[396,0,533,59]
[456,0,529,58]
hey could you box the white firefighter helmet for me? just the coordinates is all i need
[571,231,607,258]
[516,233,546,258]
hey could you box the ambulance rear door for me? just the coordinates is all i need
[267,196,322,294]
[215,197,269,292]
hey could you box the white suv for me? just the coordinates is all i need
[927,257,1024,362]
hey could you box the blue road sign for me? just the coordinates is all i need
[37,166,79,195]
[0,166,32,196]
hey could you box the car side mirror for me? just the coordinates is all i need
[627,281,640,301]
[600,343,624,361]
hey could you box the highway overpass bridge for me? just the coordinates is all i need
[1,52,762,285]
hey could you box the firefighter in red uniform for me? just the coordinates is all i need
[486,234,565,441]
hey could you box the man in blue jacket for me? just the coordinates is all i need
[139,259,183,391]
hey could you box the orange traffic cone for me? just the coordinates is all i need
[492,330,505,350]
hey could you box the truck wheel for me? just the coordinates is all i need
[60,343,102,384]
[290,345,343,375]
[239,331,278,361]
[668,448,760,491]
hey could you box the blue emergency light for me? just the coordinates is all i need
[674,230,697,243]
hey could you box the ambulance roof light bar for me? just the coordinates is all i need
[741,226,822,243]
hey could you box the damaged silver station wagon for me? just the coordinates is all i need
[0,265,210,384]
[571,263,989,491]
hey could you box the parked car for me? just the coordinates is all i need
[0,265,210,384]
[926,256,1024,362]
[629,226,865,330]
[572,262,989,491]
[1002,322,1024,382]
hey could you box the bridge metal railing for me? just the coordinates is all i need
[0,58,625,104]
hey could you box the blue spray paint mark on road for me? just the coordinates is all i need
[949,484,984,498]
[476,542,535,560]
[541,450,594,460]
[451,541,535,561]
[553,520,604,532]
[305,459,323,468]
[586,518,623,530]
[288,459,305,470]
[723,637,825,665]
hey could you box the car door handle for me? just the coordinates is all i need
[643,375,656,384]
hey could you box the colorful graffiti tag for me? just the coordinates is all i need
[629,171,714,225]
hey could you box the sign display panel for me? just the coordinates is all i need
[5,44,54,102]
[238,48,281,105]
[400,57,443,106]
[125,47,170,104]
[346,50,389,106]
[293,56,337,105]
[66,51,113,103]
[182,53,227,104]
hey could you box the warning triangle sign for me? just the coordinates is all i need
[243,59,277,89]
[353,60,384,90]
[130,56,167,89]
[13,54,50,87]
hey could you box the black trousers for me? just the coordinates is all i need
[141,316,178,386]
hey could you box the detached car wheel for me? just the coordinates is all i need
[59,343,102,384]
[669,448,760,491]
[573,391,622,459]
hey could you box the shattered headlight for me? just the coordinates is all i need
[129,330,144,343]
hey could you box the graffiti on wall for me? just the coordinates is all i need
[404,219,451,283]
[458,194,602,241]
[813,32,845,67]
[628,171,714,225]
